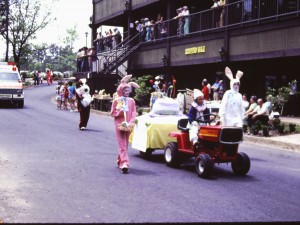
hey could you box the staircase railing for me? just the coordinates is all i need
[95,33,142,77]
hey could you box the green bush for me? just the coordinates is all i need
[242,124,248,133]
[250,125,259,135]
[261,125,270,137]
[277,124,285,134]
[270,118,281,129]
[289,123,296,133]
[132,75,154,107]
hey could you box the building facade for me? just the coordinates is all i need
[77,0,300,115]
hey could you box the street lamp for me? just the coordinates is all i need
[85,32,88,47]
[219,47,226,61]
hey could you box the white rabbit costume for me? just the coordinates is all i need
[219,67,245,127]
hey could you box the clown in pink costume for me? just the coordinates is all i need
[110,75,139,173]
[219,67,245,127]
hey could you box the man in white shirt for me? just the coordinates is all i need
[247,98,270,127]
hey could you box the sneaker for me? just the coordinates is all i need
[80,127,85,130]
[193,141,200,153]
[121,165,128,173]
[193,140,200,148]
[70,110,74,112]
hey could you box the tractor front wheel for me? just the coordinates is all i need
[231,152,251,176]
[195,154,213,178]
[164,142,181,168]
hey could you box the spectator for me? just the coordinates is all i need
[242,94,250,110]
[22,72,27,83]
[247,98,270,127]
[144,18,152,42]
[244,95,258,122]
[155,13,164,39]
[201,78,210,101]
[182,6,191,35]
[39,70,43,84]
[135,20,143,43]
[77,48,83,72]
[211,0,222,28]
[211,0,226,27]
[173,7,184,36]
[61,82,69,110]
[141,18,146,41]
[94,31,104,52]
[160,22,167,38]
[88,47,97,72]
[219,80,224,99]
[81,47,89,72]
[113,28,122,48]
[36,70,41,85]
[68,81,76,112]
[56,82,63,110]
[150,20,156,40]
[219,0,226,27]
[288,79,297,116]
[107,29,113,50]
[211,77,221,101]
[46,69,52,85]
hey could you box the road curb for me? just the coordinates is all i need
[243,135,300,152]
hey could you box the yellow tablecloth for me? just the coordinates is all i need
[129,113,188,152]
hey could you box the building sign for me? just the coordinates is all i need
[185,46,206,55]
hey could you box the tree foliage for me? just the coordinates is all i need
[2,0,57,68]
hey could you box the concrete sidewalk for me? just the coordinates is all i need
[243,133,300,152]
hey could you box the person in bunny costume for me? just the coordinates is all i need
[218,67,245,127]
[110,75,140,173]
[76,79,92,130]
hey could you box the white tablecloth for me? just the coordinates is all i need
[130,113,187,152]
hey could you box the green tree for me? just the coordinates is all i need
[2,0,56,68]
[132,75,154,106]
[62,25,79,51]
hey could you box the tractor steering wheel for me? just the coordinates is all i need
[196,113,217,125]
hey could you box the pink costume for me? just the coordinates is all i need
[110,83,137,169]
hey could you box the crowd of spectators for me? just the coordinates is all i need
[93,27,122,53]
[134,7,191,43]
[76,46,98,72]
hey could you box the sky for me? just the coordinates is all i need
[0,0,93,58]
[34,0,93,50]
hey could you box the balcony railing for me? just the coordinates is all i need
[79,0,300,75]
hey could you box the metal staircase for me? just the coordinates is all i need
[98,33,141,77]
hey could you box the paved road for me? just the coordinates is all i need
[0,82,300,223]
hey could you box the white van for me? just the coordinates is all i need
[0,62,24,108]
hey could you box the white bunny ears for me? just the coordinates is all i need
[225,67,243,81]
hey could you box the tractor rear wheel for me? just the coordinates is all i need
[195,153,213,178]
[231,152,251,176]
